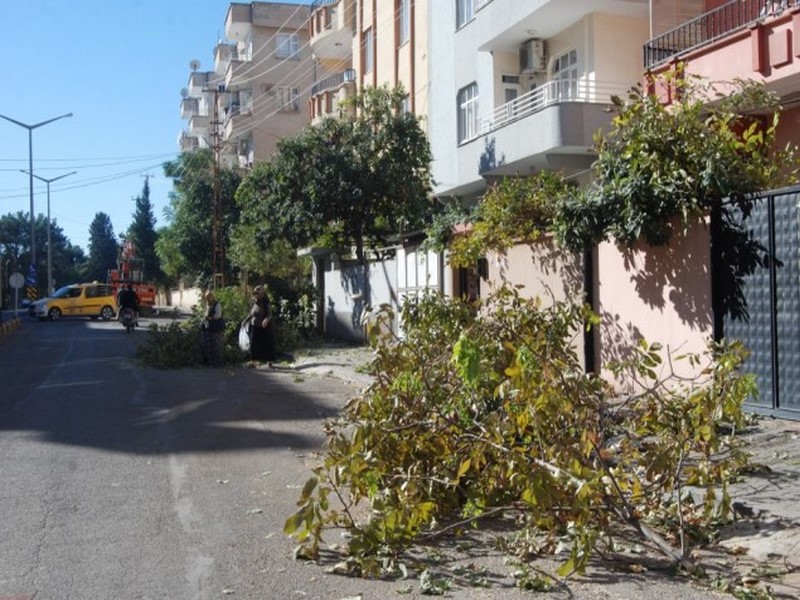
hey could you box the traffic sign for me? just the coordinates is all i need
[9,272,24,290]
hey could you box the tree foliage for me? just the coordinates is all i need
[127,176,162,284]
[235,85,434,302]
[285,288,754,578]
[162,149,242,286]
[0,211,85,300]
[86,212,118,283]
[555,73,796,250]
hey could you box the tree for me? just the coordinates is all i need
[235,85,434,304]
[86,212,118,283]
[0,211,85,294]
[162,149,242,286]
[127,176,162,284]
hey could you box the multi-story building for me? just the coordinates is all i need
[179,2,313,169]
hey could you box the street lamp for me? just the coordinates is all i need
[0,112,73,297]
[21,170,76,295]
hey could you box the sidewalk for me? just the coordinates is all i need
[284,342,376,386]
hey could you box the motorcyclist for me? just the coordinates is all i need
[117,284,140,326]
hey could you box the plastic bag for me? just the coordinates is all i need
[238,322,251,352]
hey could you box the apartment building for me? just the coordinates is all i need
[644,0,800,416]
[305,0,435,339]
[179,2,313,169]
[308,0,430,123]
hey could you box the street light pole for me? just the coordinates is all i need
[20,170,76,295]
[0,112,73,298]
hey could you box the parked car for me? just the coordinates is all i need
[33,282,117,321]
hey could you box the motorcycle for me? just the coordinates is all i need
[119,307,136,333]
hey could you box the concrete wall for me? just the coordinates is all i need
[596,218,713,384]
[321,255,398,341]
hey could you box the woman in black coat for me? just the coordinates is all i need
[247,285,276,364]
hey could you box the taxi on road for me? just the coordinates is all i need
[32,282,118,321]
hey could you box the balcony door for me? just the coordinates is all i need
[551,49,578,100]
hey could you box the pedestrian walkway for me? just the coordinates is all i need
[285,342,375,386]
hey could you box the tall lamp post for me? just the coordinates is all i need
[0,112,73,298]
[21,170,76,295]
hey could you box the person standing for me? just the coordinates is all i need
[247,285,276,365]
[201,289,224,367]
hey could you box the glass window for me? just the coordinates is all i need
[457,82,479,143]
[551,50,578,99]
[276,86,300,111]
[399,0,410,45]
[276,34,299,59]
[456,0,474,28]
[363,28,374,74]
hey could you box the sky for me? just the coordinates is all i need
[0,0,308,255]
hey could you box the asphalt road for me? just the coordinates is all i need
[0,316,388,600]
[0,316,767,600]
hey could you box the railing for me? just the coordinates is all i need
[468,79,632,141]
[311,69,356,96]
[311,0,337,8]
[644,0,800,68]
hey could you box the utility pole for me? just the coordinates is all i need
[210,85,226,290]
[20,169,76,295]
[0,112,72,300]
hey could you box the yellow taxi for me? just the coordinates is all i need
[32,282,118,321]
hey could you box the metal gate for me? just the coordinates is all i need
[723,188,800,417]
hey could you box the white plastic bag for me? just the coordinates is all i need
[238,322,251,352]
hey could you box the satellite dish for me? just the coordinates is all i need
[180,88,189,98]
[189,59,201,71]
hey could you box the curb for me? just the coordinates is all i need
[0,317,21,338]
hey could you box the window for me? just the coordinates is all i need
[398,0,410,45]
[276,86,299,111]
[551,50,578,99]
[456,0,474,28]
[276,33,299,59]
[363,28,374,74]
[457,82,478,143]
[401,94,411,114]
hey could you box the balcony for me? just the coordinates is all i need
[311,68,355,95]
[180,97,200,120]
[309,0,353,60]
[467,79,632,143]
[453,79,633,187]
[644,0,800,68]
[214,42,237,77]
[177,130,200,152]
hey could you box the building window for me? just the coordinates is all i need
[457,82,478,143]
[551,49,578,99]
[363,28,374,74]
[398,0,410,45]
[456,0,474,29]
[276,86,299,111]
[276,33,299,59]
[401,94,411,114]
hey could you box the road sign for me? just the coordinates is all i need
[9,272,24,289]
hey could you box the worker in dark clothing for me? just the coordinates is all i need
[117,284,140,326]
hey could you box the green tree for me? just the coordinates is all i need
[0,211,86,294]
[235,85,433,304]
[127,176,162,284]
[162,149,242,285]
[86,212,118,283]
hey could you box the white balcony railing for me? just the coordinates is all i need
[470,79,633,141]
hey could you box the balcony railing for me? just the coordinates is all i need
[644,0,799,69]
[312,0,337,7]
[468,79,632,142]
[311,69,356,96]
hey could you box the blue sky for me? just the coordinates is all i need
[0,0,307,255]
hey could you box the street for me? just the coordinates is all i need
[0,317,384,600]
[4,317,794,600]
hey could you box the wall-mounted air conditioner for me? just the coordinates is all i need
[519,39,546,73]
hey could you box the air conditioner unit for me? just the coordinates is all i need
[519,39,546,73]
